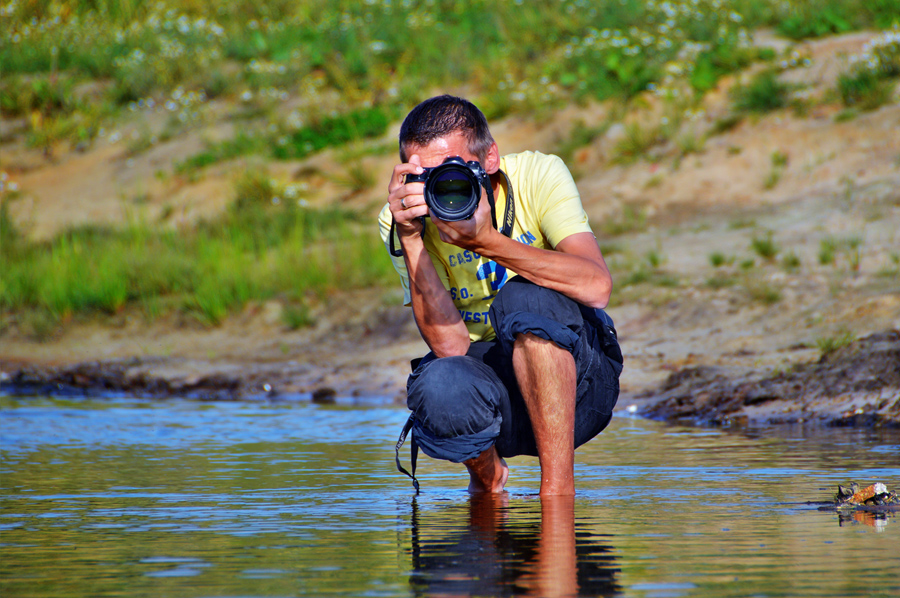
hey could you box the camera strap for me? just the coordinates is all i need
[389,217,424,257]
[395,414,420,493]
[492,169,515,239]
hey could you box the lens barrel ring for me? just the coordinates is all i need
[405,156,484,222]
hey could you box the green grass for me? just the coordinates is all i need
[764,150,790,189]
[745,279,783,304]
[619,268,681,289]
[175,132,270,174]
[838,70,895,110]
[709,114,745,137]
[706,275,738,289]
[775,0,900,39]
[815,330,856,355]
[0,185,395,331]
[835,27,900,109]
[709,252,734,267]
[819,238,838,265]
[3,1,899,331]
[750,232,780,261]
[9,1,891,155]
[282,303,314,330]
[818,235,863,269]
[781,251,802,271]
[612,122,664,164]
[175,106,394,172]
[554,119,613,166]
[732,70,791,113]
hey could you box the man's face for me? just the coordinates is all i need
[404,131,480,169]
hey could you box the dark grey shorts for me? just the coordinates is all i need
[406,276,623,462]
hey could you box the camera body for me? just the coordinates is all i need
[406,156,489,221]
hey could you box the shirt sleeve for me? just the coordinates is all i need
[377,203,412,305]
[526,153,592,248]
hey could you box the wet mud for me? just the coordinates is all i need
[3,330,899,430]
[0,355,405,404]
[629,330,900,428]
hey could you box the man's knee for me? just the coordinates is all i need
[513,331,567,353]
[490,278,583,356]
[407,356,505,439]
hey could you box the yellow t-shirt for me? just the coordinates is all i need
[378,151,592,342]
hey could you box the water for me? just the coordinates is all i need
[1,395,899,597]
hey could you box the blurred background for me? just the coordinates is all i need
[1,0,898,401]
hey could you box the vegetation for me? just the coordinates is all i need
[815,330,856,355]
[837,29,900,110]
[2,1,899,334]
[709,252,733,267]
[775,0,900,39]
[732,70,791,113]
[818,236,863,270]
[744,279,783,304]
[0,175,394,331]
[750,231,779,261]
[781,251,802,272]
[764,150,790,189]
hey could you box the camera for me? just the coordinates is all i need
[405,156,489,221]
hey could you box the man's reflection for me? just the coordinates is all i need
[409,494,620,597]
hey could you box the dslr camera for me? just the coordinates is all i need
[405,156,490,221]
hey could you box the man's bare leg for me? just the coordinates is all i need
[513,332,576,496]
[464,446,509,493]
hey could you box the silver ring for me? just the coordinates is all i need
[400,197,407,209]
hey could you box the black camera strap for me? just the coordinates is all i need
[389,217,424,257]
[494,169,516,239]
[395,414,420,493]
[389,168,515,257]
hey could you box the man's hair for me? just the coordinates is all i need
[399,95,495,164]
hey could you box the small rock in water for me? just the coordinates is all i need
[311,387,337,404]
[834,482,900,506]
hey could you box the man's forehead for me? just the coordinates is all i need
[406,131,472,156]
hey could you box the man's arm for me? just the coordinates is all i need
[433,203,612,309]
[387,157,470,357]
[485,230,611,308]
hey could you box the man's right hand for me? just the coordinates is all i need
[388,154,429,240]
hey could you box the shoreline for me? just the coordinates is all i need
[4,328,898,429]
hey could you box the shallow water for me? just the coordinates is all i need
[1,395,898,597]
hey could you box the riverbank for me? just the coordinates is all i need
[3,327,899,429]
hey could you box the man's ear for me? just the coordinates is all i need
[484,142,500,174]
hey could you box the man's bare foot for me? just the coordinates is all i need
[464,446,509,493]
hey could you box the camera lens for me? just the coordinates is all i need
[431,170,475,209]
[426,167,479,220]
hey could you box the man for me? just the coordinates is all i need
[379,95,622,496]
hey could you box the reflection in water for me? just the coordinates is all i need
[837,508,895,531]
[409,494,620,597]
[2,398,899,597]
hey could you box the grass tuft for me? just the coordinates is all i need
[732,70,790,113]
[750,232,779,261]
[815,330,856,355]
